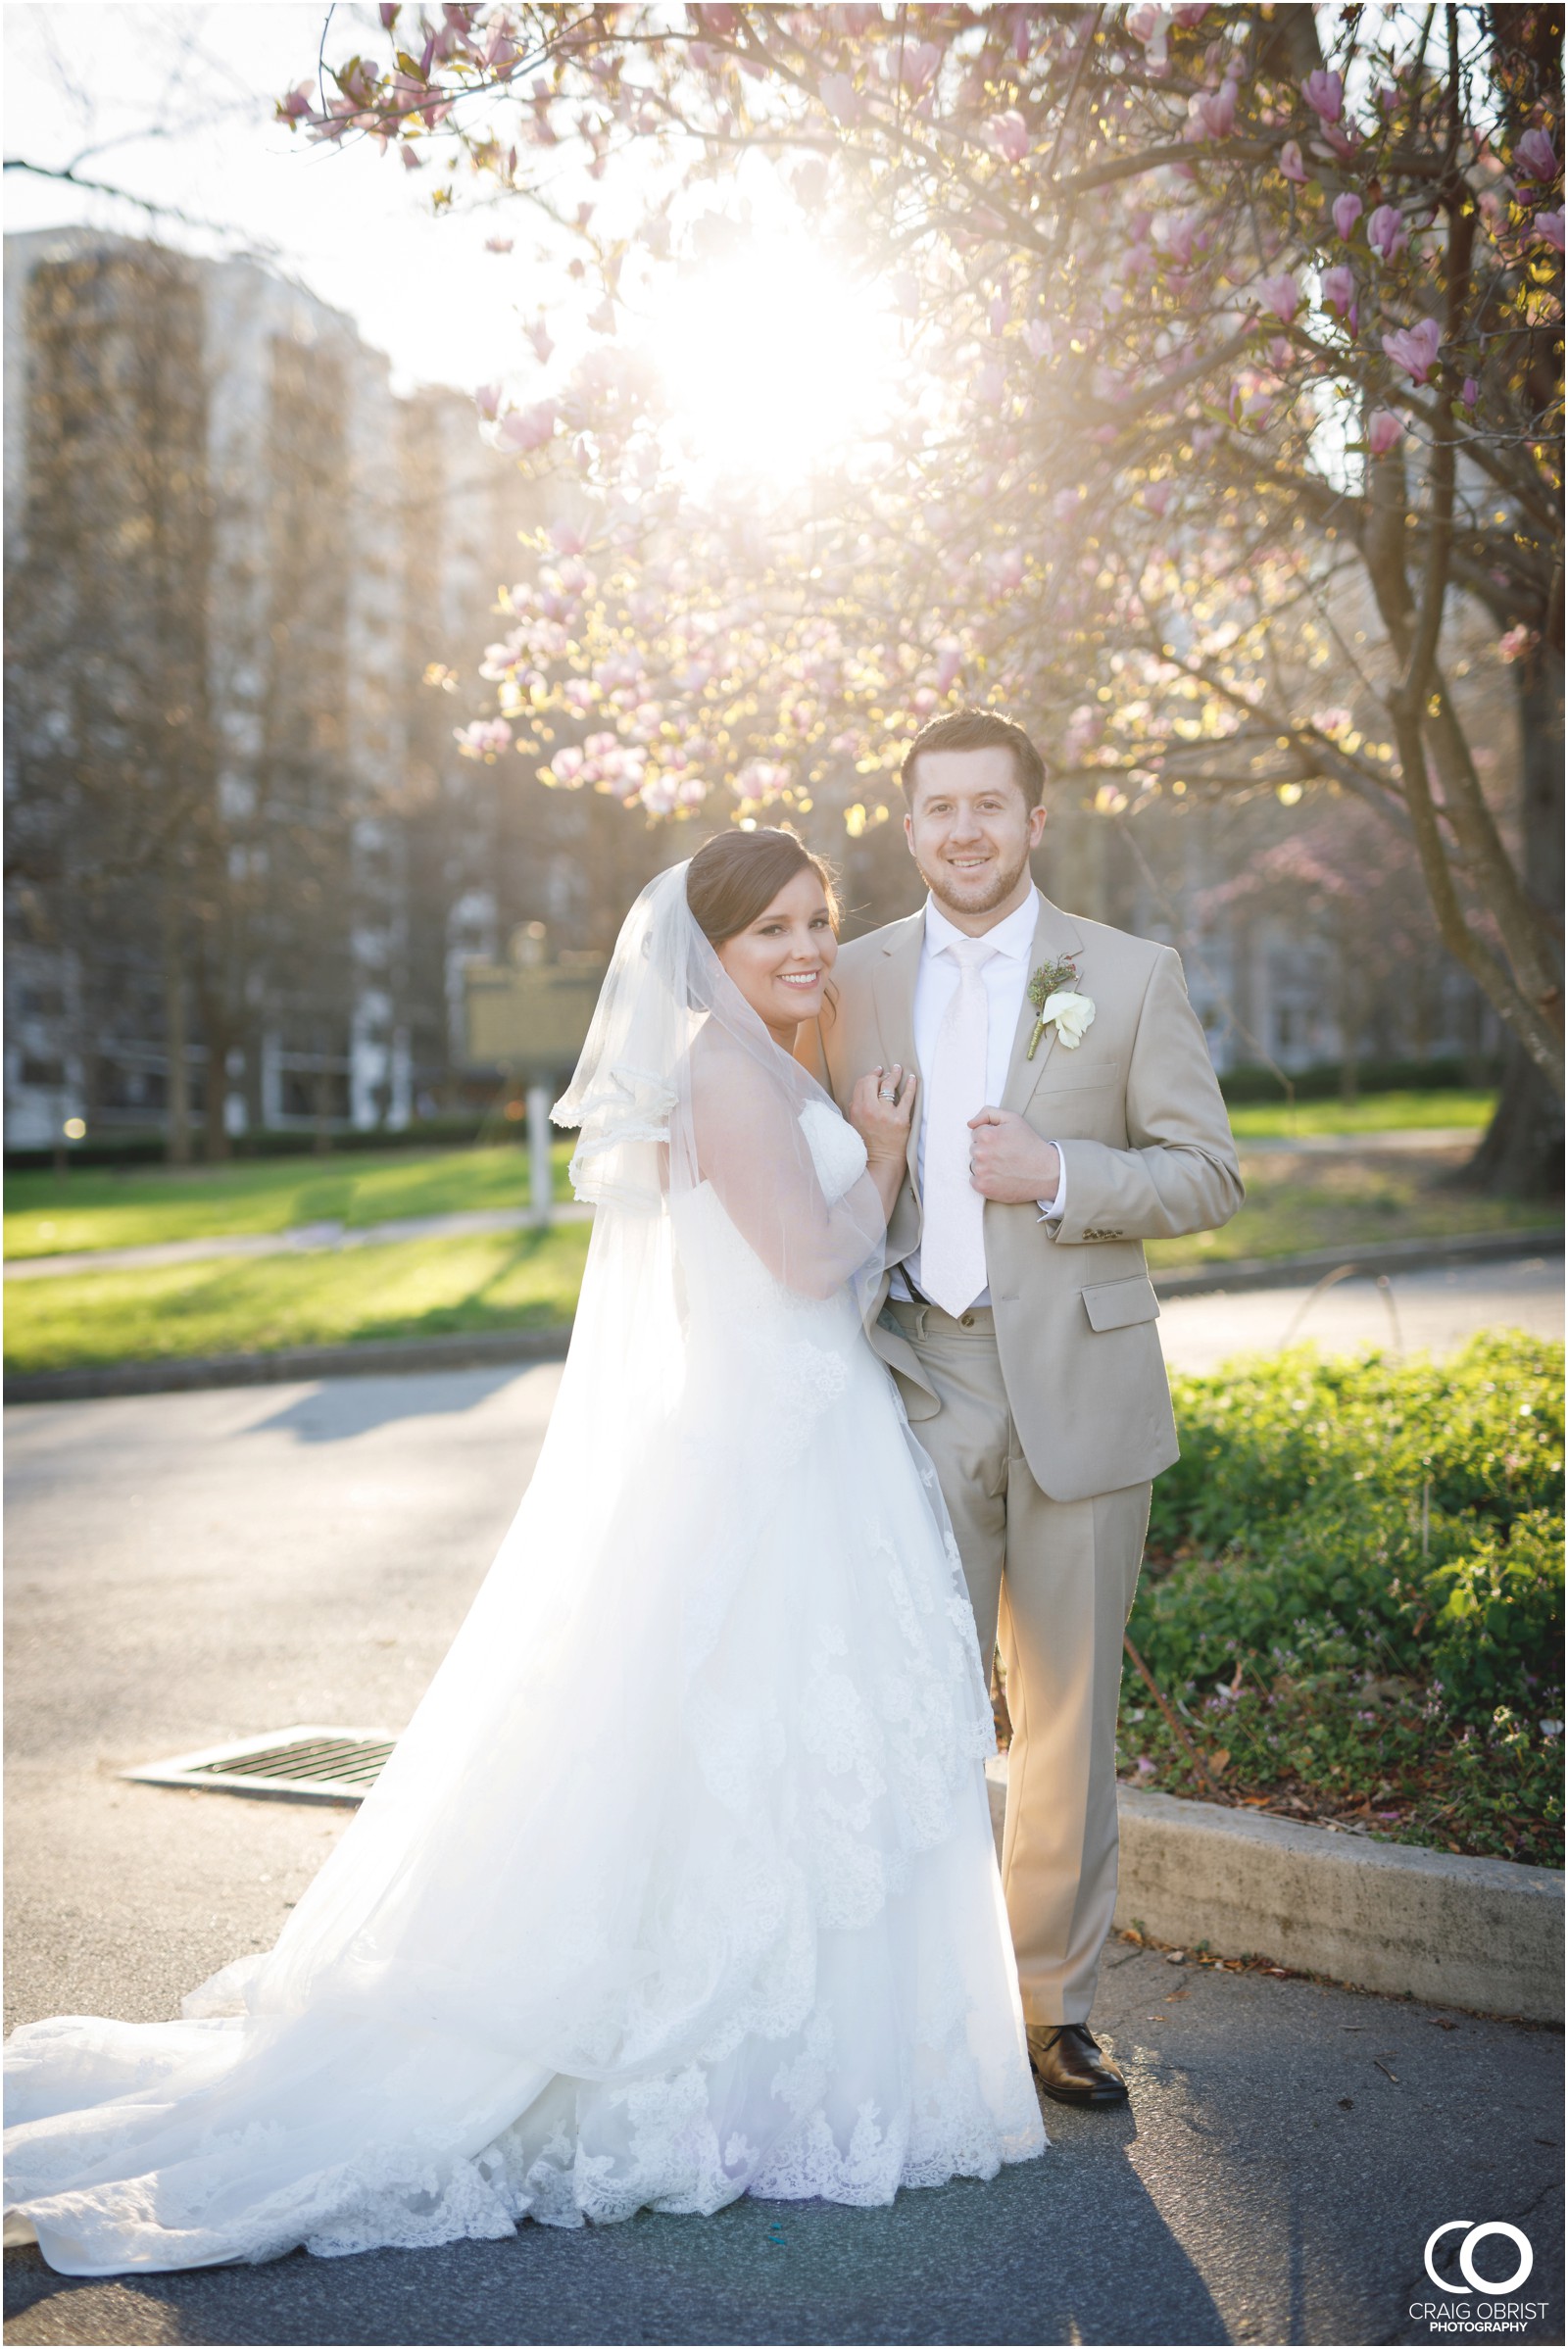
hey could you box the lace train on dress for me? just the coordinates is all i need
[5,1061,1046,2276]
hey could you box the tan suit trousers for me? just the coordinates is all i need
[884,1296,1151,2027]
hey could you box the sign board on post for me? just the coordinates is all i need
[463,944,606,1229]
[463,963,605,1075]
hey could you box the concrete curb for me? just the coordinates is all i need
[4,1326,574,1404]
[1149,1225,1561,1299]
[986,1762,1564,2022]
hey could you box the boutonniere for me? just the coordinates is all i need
[1026,954,1096,1058]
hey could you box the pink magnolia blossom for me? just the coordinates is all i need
[1461,377,1480,409]
[976,362,1006,407]
[1187,80,1237,140]
[1268,335,1294,370]
[497,400,558,453]
[1499,624,1538,663]
[989,293,1009,336]
[456,717,513,759]
[1367,408,1404,457]
[894,40,944,94]
[1143,482,1173,517]
[1279,139,1307,184]
[1125,6,1170,70]
[1534,210,1565,252]
[525,317,555,367]
[1257,270,1300,322]
[1171,4,1209,22]
[1319,263,1355,316]
[484,233,514,254]
[1153,211,1199,266]
[1318,121,1359,163]
[987,109,1030,164]
[1516,129,1559,183]
[473,380,503,421]
[1379,82,1399,111]
[1382,317,1442,382]
[1302,70,1344,123]
[549,519,589,557]
[1062,706,1102,761]
[277,81,314,123]
[1367,204,1408,262]
[378,2,399,24]
[1023,318,1054,362]
[1332,192,1363,240]
[818,73,861,123]
[399,142,421,171]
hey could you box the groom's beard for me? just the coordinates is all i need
[914,839,1034,921]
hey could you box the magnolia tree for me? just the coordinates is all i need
[286,2,1563,1179]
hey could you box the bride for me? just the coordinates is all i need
[5,827,1046,2275]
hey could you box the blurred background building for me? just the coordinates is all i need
[3,229,1499,1160]
[3,226,679,1157]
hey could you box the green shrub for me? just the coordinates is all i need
[1121,1333,1564,1865]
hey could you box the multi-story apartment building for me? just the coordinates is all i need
[3,228,587,1154]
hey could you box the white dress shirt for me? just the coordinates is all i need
[893,892,1067,1307]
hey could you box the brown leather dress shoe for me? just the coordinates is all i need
[1027,2023,1129,2106]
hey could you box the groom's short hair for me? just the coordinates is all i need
[900,709,1046,808]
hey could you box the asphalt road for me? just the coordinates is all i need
[5,1266,1563,2345]
[1153,1250,1562,1375]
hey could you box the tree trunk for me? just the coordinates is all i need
[198,965,232,1165]
[1465,1038,1563,1198]
[1466,645,1564,1197]
[162,890,191,1165]
[313,1061,334,1156]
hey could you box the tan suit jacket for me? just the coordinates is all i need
[798,889,1244,1505]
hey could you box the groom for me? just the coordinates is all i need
[799,708,1243,2106]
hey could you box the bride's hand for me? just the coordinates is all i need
[848,1065,917,1165]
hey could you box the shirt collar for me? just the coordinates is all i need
[922,889,1039,965]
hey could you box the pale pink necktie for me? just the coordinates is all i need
[919,937,996,1317]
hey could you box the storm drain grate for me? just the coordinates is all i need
[121,1725,399,1806]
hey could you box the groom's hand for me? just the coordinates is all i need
[968,1107,1059,1203]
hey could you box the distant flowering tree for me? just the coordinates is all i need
[285,2,1563,1171]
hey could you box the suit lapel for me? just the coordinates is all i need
[1001,892,1086,1118]
[870,909,925,1201]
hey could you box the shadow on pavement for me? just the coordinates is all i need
[2,2130,1230,2347]
[244,1365,535,1445]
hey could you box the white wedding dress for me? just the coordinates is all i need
[5,870,1046,2276]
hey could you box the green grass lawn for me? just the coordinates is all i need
[3,1225,591,1375]
[1147,1144,1558,1275]
[4,1143,576,1260]
[6,1126,1556,1375]
[6,1092,1506,1265]
[1225,1088,1495,1140]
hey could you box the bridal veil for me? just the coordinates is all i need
[5,861,1043,2273]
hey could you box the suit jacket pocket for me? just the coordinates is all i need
[1040,1055,1122,1096]
[1081,1272,1161,1333]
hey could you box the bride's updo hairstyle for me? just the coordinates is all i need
[685,826,840,948]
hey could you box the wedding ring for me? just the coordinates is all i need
[879,1083,898,1101]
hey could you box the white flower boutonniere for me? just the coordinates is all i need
[1026,955,1097,1058]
